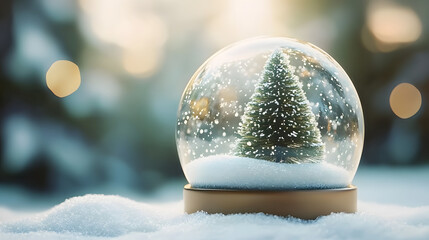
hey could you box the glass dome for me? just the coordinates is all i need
[176,37,364,190]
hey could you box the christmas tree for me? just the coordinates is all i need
[235,49,324,163]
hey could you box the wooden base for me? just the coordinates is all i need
[184,184,357,220]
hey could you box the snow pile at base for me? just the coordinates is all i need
[184,155,351,189]
[0,195,181,237]
[1,195,429,240]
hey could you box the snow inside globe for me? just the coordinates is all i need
[176,37,364,190]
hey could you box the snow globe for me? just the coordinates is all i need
[176,37,364,219]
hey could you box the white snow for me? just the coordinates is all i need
[1,195,167,236]
[184,155,351,189]
[1,195,429,240]
[0,195,182,239]
[1,167,429,240]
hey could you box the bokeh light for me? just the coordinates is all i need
[78,0,167,78]
[390,83,422,119]
[205,0,284,47]
[366,2,422,52]
[46,60,81,97]
[122,49,162,77]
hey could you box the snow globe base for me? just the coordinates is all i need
[183,184,357,220]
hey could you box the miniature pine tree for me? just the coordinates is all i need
[235,49,324,163]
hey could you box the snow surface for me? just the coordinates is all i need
[1,167,429,240]
[184,155,351,189]
[1,195,429,240]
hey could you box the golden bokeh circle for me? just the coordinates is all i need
[389,83,422,119]
[46,60,81,98]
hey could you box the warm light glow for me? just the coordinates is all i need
[205,0,283,47]
[46,60,81,98]
[78,0,167,77]
[390,83,422,119]
[122,49,161,77]
[367,3,422,45]
[191,97,210,120]
[214,87,239,117]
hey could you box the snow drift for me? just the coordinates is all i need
[1,194,429,240]
[2,167,429,240]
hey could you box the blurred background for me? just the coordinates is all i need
[0,0,428,208]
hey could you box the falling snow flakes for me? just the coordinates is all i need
[177,39,363,175]
[289,131,298,137]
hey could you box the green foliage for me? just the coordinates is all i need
[235,49,324,163]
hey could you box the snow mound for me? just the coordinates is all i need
[184,155,351,189]
[0,194,177,237]
[2,198,429,240]
[2,167,429,239]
